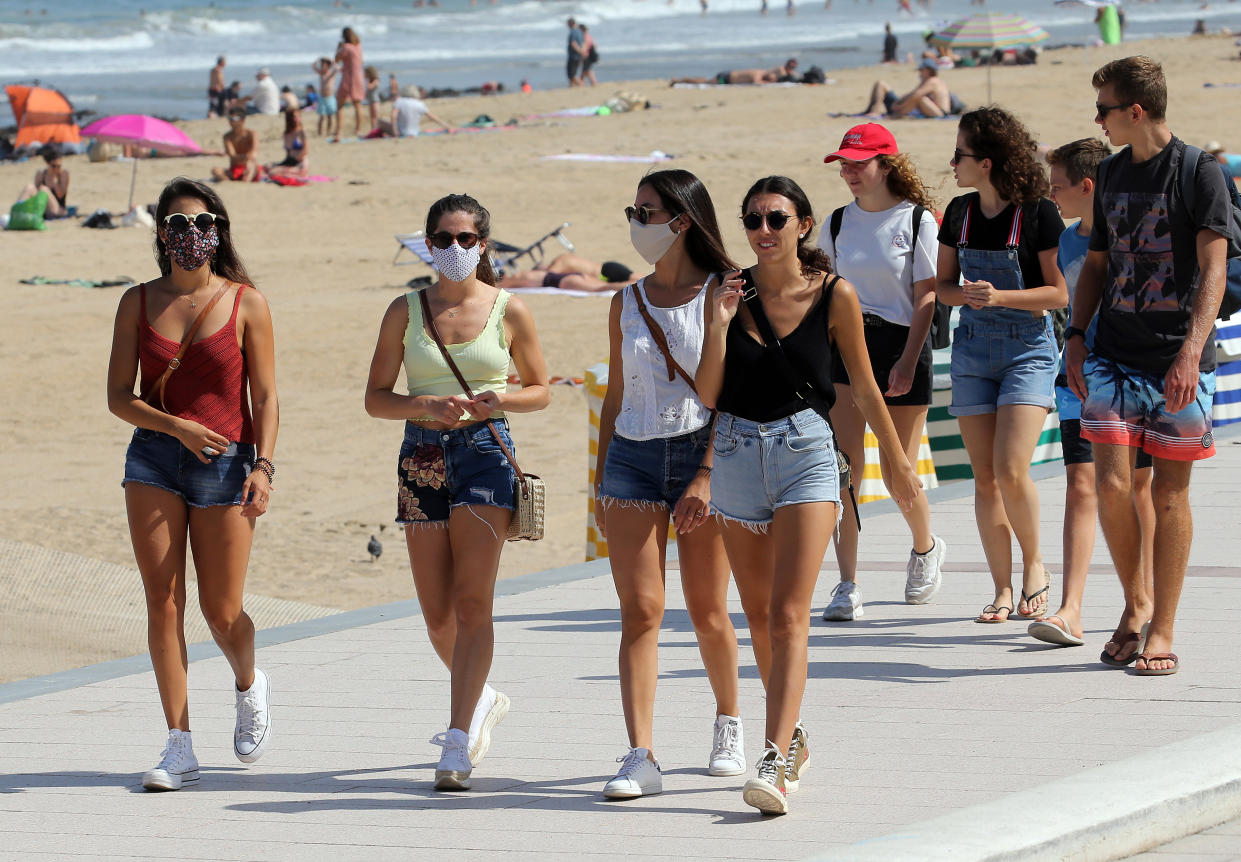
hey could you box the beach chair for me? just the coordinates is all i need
[393,222,575,279]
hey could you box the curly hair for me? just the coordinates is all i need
[958,107,1048,204]
[878,153,936,210]
[740,175,834,277]
[424,193,498,286]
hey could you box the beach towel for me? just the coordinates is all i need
[670,81,807,89]
[20,275,135,288]
[502,285,614,298]
[540,151,673,164]
[267,174,335,187]
[522,106,610,120]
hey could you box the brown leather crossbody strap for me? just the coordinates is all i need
[143,282,230,412]
[629,280,699,395]
[418,290,529,491]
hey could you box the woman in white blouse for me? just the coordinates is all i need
[593,170,744,799]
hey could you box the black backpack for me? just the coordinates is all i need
[1176,144,1241,320]
[829,203,952,349]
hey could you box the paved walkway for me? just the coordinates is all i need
[3,431,1241,861]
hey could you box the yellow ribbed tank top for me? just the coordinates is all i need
[403,288,511,421]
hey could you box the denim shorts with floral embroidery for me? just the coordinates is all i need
[395,420,517,525]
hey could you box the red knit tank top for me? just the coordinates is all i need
[138,283,254,444]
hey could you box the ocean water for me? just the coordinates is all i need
[2,0,1239,124]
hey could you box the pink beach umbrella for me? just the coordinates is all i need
[80,114,203,210]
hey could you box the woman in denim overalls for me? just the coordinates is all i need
[935,108,1068,624]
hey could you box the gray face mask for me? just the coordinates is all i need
[629,218,680,265]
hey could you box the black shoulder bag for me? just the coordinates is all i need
[740,271,861,531]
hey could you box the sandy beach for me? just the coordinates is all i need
[2,35,1238,682]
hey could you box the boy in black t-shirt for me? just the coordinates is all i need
[1065,56,1232,676]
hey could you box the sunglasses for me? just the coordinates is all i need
[163,212,226,232]
[950,149,982,165]
[625,205,675,225]
[741,211,797,232]
[1095,102,1128,118]
[428,231,481,249]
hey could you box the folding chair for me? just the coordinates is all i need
[393,223,575,279]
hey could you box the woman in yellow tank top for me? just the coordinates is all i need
[364,193,550,792]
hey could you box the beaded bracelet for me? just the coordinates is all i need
[254,457,276,485]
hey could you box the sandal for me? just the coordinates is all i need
[975,603,1013,624]
[1100,621,1150,668]
[1133,652,1179,676]
[1017,567,1051,619]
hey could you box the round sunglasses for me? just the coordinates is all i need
[164,212,227,233]
[428,231,481,250]
[741,211,797,232]
[625,205,678,225]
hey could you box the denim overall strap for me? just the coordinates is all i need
[958,200,1037,325]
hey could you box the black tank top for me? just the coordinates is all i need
[716,272,837,422]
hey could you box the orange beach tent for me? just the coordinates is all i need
[5,85,80,149]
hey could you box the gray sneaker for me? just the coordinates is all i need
[905,536,946,604]
[822,581,863,621]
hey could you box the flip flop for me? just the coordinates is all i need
[1099,620,1150,667]
[1027,615,1084,647]
[1133,652,1179,676]
[975,603,1013,624]
[1016,568,1052,618]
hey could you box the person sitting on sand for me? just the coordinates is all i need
[17,146,70,218]
[671,58,798,86]
[862,57,960,118]
[211,109,259,182]
[239,68,280,116]
[497,253,634,293]
[372,84,453,137]
[266,109,308,180]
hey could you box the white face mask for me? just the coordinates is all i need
[629,218,680,265]
[430,242,483,282]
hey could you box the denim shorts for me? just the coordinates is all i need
[709,408,841,527]
[396,420,517,525]
[599,424,711,509]
[122,428,254,508]
[949,315,1057,416]
[1080,354,1216,462]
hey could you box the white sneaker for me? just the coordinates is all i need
[741,745,787,815]
[234,667,271,763]
[822,581,863,621]
[906,536,946,604]
[708,714,746,776]
[602,747,663,799]
[431,728,472,791]
[784,722,809,793]
[468,685,510,767]
[142,729,199,791]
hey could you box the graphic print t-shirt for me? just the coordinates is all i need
[1089,138,1232,374]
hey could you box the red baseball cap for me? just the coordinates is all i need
[824,123,898,163]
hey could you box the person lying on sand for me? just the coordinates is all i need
[861,58,962,118]
[671,58,798,86]
[498,253,634,293]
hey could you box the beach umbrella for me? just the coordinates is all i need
[79,114,203,210]
[930,13,1050,103]
[5,84,80,149]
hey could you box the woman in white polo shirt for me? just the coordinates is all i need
[818,123,947,622]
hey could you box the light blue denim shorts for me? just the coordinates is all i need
[948,315,1057,417]
[709,408,841,527]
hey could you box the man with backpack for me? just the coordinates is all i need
[1065,56,1237,676]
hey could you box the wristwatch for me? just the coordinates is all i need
[1064,326,1087,342]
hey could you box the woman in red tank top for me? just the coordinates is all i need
[106,178,279,792]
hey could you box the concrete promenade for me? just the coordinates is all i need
[2,431,1240,861]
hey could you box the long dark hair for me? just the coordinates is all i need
[638,169,738,274]
[741,175,833,276]
[424,193,498,286]
[958,107,1048,205]
[154,177,253,285]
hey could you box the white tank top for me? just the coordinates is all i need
[614,275,714,441]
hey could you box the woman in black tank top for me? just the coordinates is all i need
[697,175,924,815]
